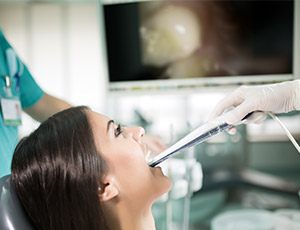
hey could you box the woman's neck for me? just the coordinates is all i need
[118,205,155,230]
[104,200,156,230]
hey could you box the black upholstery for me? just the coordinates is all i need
[0,175,34,230]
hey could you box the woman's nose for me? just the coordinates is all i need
[126,127,145,141]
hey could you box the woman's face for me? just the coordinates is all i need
[88,111,171,205]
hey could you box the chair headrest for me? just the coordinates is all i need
[0,175,34,230]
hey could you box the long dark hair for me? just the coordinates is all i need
[11,106,109,230]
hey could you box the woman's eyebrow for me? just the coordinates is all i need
[107,120,114,133]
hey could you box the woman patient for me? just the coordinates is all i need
[11,106,171,230]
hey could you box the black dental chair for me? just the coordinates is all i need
[0,175,34,230]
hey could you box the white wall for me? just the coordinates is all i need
[0,1,108,136]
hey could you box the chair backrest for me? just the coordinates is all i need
[0,175,34,230]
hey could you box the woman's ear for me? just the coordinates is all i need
[99,176,119,202]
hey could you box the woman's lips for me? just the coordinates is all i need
[152,166,168,177]
[142,144,167,178]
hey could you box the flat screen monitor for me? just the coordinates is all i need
[103,0,297,92]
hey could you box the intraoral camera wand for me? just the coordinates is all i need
[147,112,255,167]
[148,122,232,167]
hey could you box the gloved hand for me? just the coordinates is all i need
[209,80,300,125]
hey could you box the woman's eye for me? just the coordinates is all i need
[114,124,123,137]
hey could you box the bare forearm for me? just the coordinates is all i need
[24,93,72,122]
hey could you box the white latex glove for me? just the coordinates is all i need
[209,80,300,125]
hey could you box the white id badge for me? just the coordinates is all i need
[0,97,22,126]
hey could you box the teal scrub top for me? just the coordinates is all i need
[0,30,44,176]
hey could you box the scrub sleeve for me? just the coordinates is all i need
[0,30,44,176]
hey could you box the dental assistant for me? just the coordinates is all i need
[210,79,300,125]
[0,30,72,176]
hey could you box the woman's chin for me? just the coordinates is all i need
[157,172,172,195]
[155,179,172,201]
[149,166,172,196]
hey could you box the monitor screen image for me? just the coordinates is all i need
[103,0,294,90]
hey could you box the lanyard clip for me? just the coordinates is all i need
[6,48,23,92]
[3,75,11,88]
[3,75,12,97]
